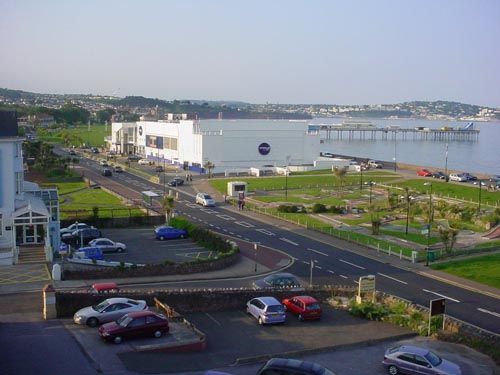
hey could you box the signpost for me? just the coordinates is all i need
[429,298,446,336]
[357,275,376,304]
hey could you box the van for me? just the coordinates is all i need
[87,282,120,294]
[73,246,103,261]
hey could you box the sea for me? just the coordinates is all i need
[311,118,500,176]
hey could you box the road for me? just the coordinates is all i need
[67,152,500,335]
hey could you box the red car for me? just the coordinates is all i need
[417,169,432,177]
[282,295,322,321]
[98,311,169,344]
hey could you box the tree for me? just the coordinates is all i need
[204,160,215,179]
[333,166,348,197]
[161,196,175,224]
[438,226,458,253]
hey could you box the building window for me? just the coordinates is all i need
[15,172,23,194]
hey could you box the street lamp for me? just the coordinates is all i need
[404,187,410,235]
[444,143,449,182]
[393,130,397,172]
[285,155,290,201]
[360,163,363,192]
[254,243,259,272]
[424,182,433,266]
[478,180,483,213]
[369,181,375,205]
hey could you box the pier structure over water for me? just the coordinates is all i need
[316,122,480,142]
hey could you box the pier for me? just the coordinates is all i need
[318,124,480,141]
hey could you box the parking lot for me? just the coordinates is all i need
[66,303,415,374]
[71,227,209,265]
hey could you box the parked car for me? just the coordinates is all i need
[489,175,500,183]
[61,228,102,246]
[73,297,148,327]
[167,177,184,186]
[154,226,187,240]
[138,158,151,165]
[98,310,169,344]
[282,295,322,321]
[113,166,123,173]
[100,160,109,167]
[417,169,432,177]
[382,345,462,375]
[449,173,467,182]
[461,172,477,181]
[102,168,112,176]
[204,357,337,375]
[154,165,164,172]
[432,171,447,179]
[88,238,126,253]
[72,246,103,261]
[257,358,337,375]
[87,282,120,294]
[60,222,91,235]
[69,149,76,156]
[246,296,286,325]
[253,273,303,290]
[91,147,99,154]
[196,193,216,207]
[368,160,384,168]
[127,155,141,162]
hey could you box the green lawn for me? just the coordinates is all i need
[430,253,500,289]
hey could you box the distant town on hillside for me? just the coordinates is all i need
[1,87,499,125]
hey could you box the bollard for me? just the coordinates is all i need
[43,284,57,320]
[52,263,61,281]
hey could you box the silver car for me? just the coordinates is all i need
[88,238,126,253]
[73,297,147,327]
[196,193,216,207]
[246,296,286,325]
[382,345,462,375]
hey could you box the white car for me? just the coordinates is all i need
[449,173,467,182]
[88,238,126,253]
[196,193,216,207]
[73,297,147,327]
[60,222,91,235]
[100,160,109,167]
[138,158,151,165]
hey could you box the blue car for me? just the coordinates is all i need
[154,226,187,241]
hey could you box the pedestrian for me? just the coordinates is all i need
[238,200,242,210]
[241,200,245,210]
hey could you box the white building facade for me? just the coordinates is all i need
[0,111,59,265]
[110,119,321,174]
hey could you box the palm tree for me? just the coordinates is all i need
[161,196,175,224]
[204,160,215,179]
[333,166,348,197]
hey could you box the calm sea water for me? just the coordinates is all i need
[312,118,500,176]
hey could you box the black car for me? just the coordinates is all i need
[102,168,112,176]
[127,155,141,162]
[61,228,102,247]
[257,358,337,375]
[253,272,304,290]
[462,172,477,181]
[432,171,447,179]
[167,177,184,187]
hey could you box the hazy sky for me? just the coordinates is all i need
[1,0,499,107]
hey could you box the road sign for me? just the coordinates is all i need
[430,298,446,316]
[59,243,68,255]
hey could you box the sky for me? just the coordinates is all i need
[1,0,499,108]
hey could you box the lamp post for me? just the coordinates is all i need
[424,182,433,266]
[369,181,375,205]
[478,180,482,213]
[285,155,290,201]
[360,163,363,192]
[393,130,397,172]
[444,143,449,182]
[405,187,410,235]
[254,242,259,272]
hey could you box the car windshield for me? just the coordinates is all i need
[267,305,283,313]
[93,300,110,312]
[425,350,442,366]
[306,303,321,310]
[116,314,133,327]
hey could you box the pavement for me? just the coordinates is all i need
[1,172,500,374]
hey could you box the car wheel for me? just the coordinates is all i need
[258,316,264,325]
[298,314,304,321]
[87,317,98,327]
[116,248,124,253]
[159,235,165,241]
[113,336,122,344]
[179,234,185,239]
[153,330,163,338]
[387,365,399,375]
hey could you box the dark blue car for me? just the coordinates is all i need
[154,226,187,241]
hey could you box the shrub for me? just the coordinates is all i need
[312,203,327,213]
[349,301,388,321]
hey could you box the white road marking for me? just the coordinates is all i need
[185,203,199,208]
[204,312,222,326]
[201,208,217,214]
[279,237,299,246]
[307,248,328,256]
[217,215,235,221]
[422,289,460,303]
[256,229,275,236]
[378,273,408,285]
[235,221,255,228]
[327,270,335,274]
[340,275,348,279]
[339,259,365,270]
[315,266,322,270]
[477,308,500,318]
